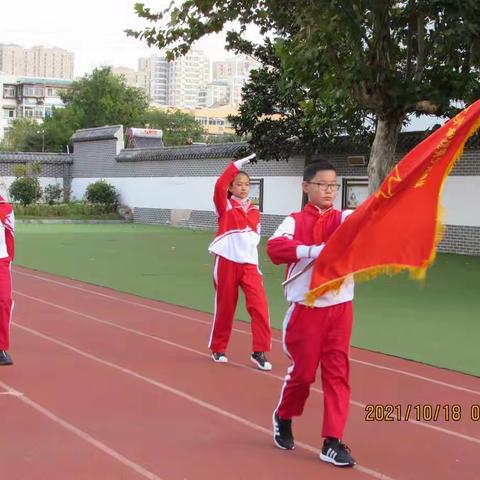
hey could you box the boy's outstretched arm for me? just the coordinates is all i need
[267,216,324,265]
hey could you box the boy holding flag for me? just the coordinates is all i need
[267,160,356,467]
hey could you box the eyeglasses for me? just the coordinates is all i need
[306,182,341,192]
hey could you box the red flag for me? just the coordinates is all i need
[306,100,480,304]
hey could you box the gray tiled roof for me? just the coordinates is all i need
[117,142,248,162]
[71,125,123,143]
[116,131,480,162]
[0,152,73,163]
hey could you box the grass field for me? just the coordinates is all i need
[14,223,480,376]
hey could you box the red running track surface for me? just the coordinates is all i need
[0,266,479,480]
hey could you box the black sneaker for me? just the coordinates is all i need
[273,411,295,450]
[211,352,228,363]
[250,351,272,371]
[320,438,356,467]
[0,350,13,366]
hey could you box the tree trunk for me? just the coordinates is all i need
[368,116,404,193]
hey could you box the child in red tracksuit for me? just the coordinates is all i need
[208,153,272,370]
[267,160,356,467]
[0,196,14,366]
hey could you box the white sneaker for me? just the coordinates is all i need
[212,352,228,363]
[250,352,272,371]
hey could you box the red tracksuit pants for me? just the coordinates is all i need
[0,259,13,350]
[209,255,271,353]
[275,301,353,439]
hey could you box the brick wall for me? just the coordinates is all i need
[438,225,480,256]
[133,207,287,237]
[0,152,73,199]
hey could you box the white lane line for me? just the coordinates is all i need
[0,390,23,396]
[13,290,480,446]
[13,323,397,480]
[13,269,480,395]
[0,379,163,480]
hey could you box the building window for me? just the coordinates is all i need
[23,106,35,117]
[23,86,44,97]
[3,85,16,98]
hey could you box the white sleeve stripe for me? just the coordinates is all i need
[270,216,295,240]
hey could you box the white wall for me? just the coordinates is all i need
[442,176,480,227]
[72,177,305,215]
[0,176,64,201]
[336,176,480,227]
[262,177,303,214]
[72,175,480,227]
[72,177,216,210]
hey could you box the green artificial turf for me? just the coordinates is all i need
[14,223,480,376]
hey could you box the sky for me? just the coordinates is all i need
[0,0,232,76]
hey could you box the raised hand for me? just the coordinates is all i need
[234,153,256,169]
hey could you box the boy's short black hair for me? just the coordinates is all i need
[303,160,337,181]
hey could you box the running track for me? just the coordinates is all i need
[1,266,479,479]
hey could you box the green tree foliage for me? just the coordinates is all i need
[228,42,368,163]
[9,177,42,206]
[85,180,118,205]
[143,108,205,145]
[0,118,41,152]
[128,0,480,190]
[63,67,149,129]
[40,108,80,152]
[44,184,63,205]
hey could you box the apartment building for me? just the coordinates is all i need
[150,50,210,109]
[0,74,72,139]
[0,44,74,80]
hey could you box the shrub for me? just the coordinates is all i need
[85,180,118,205]
[9,177,42,206]
[13,202,120,219]
[44,183,63,205]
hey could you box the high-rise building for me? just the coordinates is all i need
[211,54,260,106]
[212,55,259,81]
[137,57,152,98]
[198,81,230,108]
[0,44,74,80]
[150,56,169,106]
[150,50,210,109]
[110,62,152,98]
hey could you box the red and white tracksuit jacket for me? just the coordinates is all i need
[267,203,353,439]
[208,162,271,353]
[0,196,14,351]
